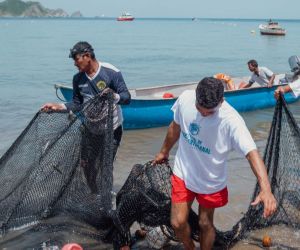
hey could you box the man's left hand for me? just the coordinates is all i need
[251,191,277,218]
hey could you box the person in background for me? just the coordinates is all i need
[275,55,300,99]
[214,73,235,90]
[239,59,275,89]
[153,77,277,250]
[41,41,131,159]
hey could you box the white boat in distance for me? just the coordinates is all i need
[259,19,286,36]
[117,12,134,21]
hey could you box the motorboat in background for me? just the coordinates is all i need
[259,19,286,36]
[117,12,134,21]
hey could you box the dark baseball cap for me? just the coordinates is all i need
[69,41,94,59]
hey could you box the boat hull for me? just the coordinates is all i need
[117,17,134,21]
[55,84,299,130]
[260,30,286,36]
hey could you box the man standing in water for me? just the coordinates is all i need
[240,59,275,88]
[154,77,277,250]
[42,41,131,158]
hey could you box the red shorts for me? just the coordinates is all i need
[171,174,228,208]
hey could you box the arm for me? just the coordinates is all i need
[246,150,277,218]
[153,121,181,164]
[111,71,131,105]
[241,81,253,89]
[267,74,276,88]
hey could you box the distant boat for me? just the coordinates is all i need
[117,12,134,21]
[259,19,286,36]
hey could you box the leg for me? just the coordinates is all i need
[198,206,215,250]
[171,201,195,250]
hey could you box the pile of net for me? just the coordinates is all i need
[0,92,116,249]
[0,93,299,249]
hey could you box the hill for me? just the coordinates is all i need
[0,0,69,17]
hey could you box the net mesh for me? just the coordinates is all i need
[0,92,115,249]
[0,94,299,249]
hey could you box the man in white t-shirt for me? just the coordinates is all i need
[240,59,275,88]
[154,77,277,250]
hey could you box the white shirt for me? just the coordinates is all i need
[249,67,274,86]
[172,90,257,194]
[289,78,300,98]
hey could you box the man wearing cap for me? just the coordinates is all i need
[154,77,277,250]
[42,41,131,158]
[240,59,275,89]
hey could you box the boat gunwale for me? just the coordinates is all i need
[55,82,289,101]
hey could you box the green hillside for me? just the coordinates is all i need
[0,0,48,16]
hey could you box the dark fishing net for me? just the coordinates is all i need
[0,92,115,249]
[220,95,300,248]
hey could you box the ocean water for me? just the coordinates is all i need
[1,18,300,153]
[1,18,300,249]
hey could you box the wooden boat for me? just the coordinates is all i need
[54,77,299,130]
[259,19,286,36]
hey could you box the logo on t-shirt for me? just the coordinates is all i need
[189,123,200,136]
[96,80,106,90]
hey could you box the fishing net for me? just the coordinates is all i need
[0,93,299,249]
[220,95,300,248]
[0,91,115,249]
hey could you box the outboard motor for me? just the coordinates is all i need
[288,55,300,73]
[279,55,300,84]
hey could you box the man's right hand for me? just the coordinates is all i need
[152,152,169,165]
[41,103,66,112]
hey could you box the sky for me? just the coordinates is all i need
[32,0,300,19]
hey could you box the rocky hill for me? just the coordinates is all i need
[0,0,77,17]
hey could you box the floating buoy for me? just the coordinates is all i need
[163,92,174,98]
[61,243,83,250]
[262,235,272,247]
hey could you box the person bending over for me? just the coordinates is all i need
[154,77,277,250]
[240,59,275,89]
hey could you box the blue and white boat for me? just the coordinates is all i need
[55,76,299,130]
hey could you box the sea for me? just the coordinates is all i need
[0,18,300,249]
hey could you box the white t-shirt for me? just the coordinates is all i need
[249,67,274,86]
[172,90,257,194]
[289,78,300,98]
